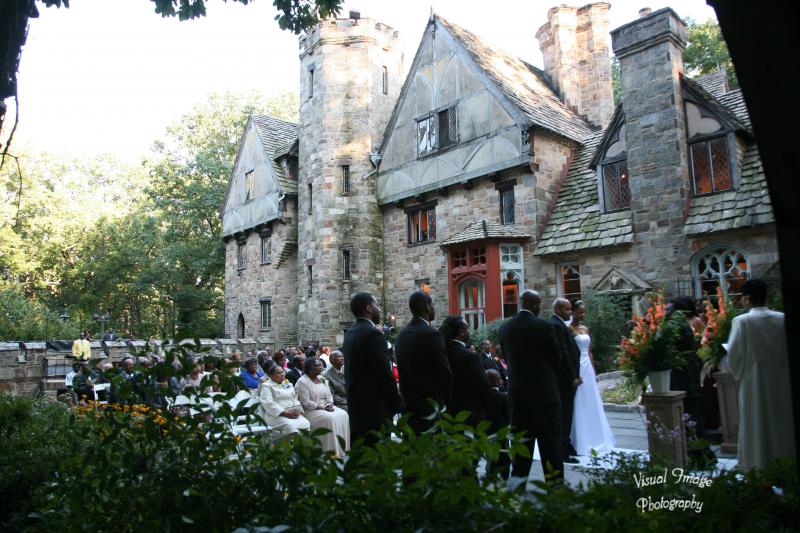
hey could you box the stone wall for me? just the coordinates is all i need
[382,127,575,325]
[224,197,299,347]
[297,17,405,346]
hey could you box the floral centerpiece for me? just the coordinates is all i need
[618,290,686,388]
[698,286,740,373]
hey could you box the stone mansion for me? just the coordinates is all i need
[220,4,779,349]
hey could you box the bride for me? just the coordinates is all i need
[570,300,616,454]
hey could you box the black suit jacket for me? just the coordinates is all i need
[395,317,453,418]
[286,368,301,386]
[446,340,491,425]
[498,310,561,406]
[342,317,401,437]
[550,314,580,386]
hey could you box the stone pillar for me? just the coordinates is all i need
[297,16,405,347]
[713,371,739,455]
[237,338,258,356]
[642,390,687,467]
[103,340,128,360]
[611,9,690,295]
[217,338,239,357]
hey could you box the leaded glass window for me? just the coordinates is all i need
[602,160,630,211]
[459,279,485,331]
[690,137,732,195]
[500,187,515,224]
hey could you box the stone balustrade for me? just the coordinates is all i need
[0,337,277,398]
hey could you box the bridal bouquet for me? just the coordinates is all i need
[698,286,740,372]
[618,290,685,385]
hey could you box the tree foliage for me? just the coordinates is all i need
[683,18,738,88]
[0,91,298,340]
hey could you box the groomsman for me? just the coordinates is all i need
[551,298,581,463]
[499,290,563,482]
[395,291,452,433]
[342,292,401,445]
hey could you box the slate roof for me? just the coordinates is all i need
[251,114,299,194]
[437,16,595,143]
[534,131,635,256]
[684,142,774,234]
[440,219,530,247]
[693,69,729,97]
[716,89,751,129]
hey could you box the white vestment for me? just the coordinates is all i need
[727,307,795,471]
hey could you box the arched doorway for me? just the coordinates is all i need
[237,313,245,339]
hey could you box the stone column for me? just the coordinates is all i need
[642,390,687,467]
[713,371,739,455]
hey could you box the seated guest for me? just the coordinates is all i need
[295,357,350,456]
[65,362,81,391]
[286,354,305,385]
[272,350,288,369]
[258,365,310,438]
[179,360,211,394]
[241,357,265,390]
[323,350,347,411]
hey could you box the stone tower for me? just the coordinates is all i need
[611,8,690,290]
[297,15,405,346]
[536,2,614,129]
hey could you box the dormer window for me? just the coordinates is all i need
[416,106,458,157]
[685,100,734,195]
[595,121,630,212]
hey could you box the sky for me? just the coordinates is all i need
[12,0,717,161]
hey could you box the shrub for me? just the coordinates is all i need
[581,291,628,373]
[468,317,504,349]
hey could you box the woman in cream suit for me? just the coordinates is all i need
[258,365,310,438]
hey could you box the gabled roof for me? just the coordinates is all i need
[681,75,751,137]
[436,16,595,143]
[589,105,625,168]
[693,69,729,98]
[440,219,530,247]
[251,115,299,193]
[716,89,750,130]
[533,131,634,256]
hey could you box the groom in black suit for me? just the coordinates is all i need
[342,292,401,445]
[395,291,452,433]
[551,298,582,462]
[498,290,563,482]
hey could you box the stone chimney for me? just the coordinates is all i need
[611,8,690,287]
[536,3,614,129]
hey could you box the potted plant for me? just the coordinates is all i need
[618,290,686,392]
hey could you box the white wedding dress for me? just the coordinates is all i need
[571,332,616,455]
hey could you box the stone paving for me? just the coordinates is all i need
[523,404,739,488]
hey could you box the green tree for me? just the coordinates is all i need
[683,18,738,88]
[142,91,298,338]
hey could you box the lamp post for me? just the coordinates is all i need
[93,311,110,339]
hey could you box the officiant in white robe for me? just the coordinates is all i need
[726,279,795,471]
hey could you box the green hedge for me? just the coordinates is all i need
[2,346,797,531]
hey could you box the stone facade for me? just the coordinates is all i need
[221,5,781,348]
[536,3,615,128]
[296,18,405,346]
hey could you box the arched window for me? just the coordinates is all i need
[237,313,246,339]
[691,245,750,298]
[459,279,485,331]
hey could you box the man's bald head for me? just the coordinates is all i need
[553,298,572,321]
[520,290,542,316]
[409,290,435,321]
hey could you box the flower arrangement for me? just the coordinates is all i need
[618,290,686,386]
[698,286,740,371]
